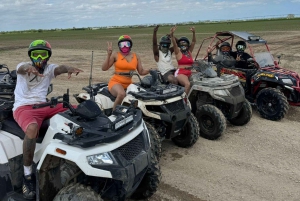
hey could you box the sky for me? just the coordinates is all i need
[0,0,299,32]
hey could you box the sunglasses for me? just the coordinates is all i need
[30,50,49,60]
[221,46,231,52]
[119,41,131,48]
[237,45,246,51]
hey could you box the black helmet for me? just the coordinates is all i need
[219,42,231,52]
[159,35,171,45]
[236,40,247,52]
[177,36,190,46]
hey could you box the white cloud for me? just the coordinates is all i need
[0,0,298,31]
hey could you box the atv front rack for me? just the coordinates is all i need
[128,84,185,100]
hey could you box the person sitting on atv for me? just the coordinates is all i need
[231,40,253,69]
[102,35,150,111]
[170,26,196,95]
[152,25,178,84]
[12,40,83,200]
[207,41,236,75]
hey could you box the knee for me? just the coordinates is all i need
[25,124,38,138]
[117,91,126,99]
[169,76,178,85]
[171,78,178,85]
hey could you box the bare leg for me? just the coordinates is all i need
[167,74,178,85]
[109,84,126,111]
[176,74,191,95]
[23,123,38,167]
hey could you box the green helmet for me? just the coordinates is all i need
[28,40,52,58]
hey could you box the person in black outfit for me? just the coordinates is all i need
[231,40,252,69]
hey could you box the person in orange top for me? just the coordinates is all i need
[170,26,196,95]
[102,35,150,110]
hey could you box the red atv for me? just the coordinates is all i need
[195,31,300,121]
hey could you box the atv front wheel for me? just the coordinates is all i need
[256,88,289,121]
[228,100,252,126]
[53,183,103,201]
[171,113,199,147]
[130,152,161,200]
[145,122,162,161]
[196,104,226,140]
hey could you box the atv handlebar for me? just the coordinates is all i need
[32,89,76,113]
[32,96,63,109]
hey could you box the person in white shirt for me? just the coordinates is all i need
[13,39,83,200]
[152,25,178,84]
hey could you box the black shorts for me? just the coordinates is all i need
[162,69,176,81]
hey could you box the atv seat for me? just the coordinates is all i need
[1,116,50,143]
[99,87,116,102]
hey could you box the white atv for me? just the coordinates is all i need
[0,65,161,201]
[75,70,199,160]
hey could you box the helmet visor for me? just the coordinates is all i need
[221,46,231,52]
[119,41,131,48]
[31,50,49,60]
[160,43,170,48]
[179,41,188,46]
[237,44,246,51]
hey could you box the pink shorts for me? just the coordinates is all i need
[174,68,192,77]
[13,103,68,133]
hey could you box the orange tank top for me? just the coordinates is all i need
[115,52,138,73]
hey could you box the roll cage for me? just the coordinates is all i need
[194,31,279,68]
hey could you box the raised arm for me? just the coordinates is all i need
[170,26,179,55]
[102,41,116,71]
[153,25,159,62]
[189,27,196,53]
[136,54,150,76]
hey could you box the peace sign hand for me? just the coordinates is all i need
[107,41,113,55]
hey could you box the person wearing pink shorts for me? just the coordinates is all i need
[13,39,83,200]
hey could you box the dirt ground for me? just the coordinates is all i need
[1,31,300,201]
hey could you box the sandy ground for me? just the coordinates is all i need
[1,31,300,201]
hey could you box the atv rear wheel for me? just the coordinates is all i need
[228,100,252,126]
[53,183,103,201]
[256,88,289,121]
[145,122,162,161]
[171,113,199,147]
[196,104,226,140]
[130,152,161,200]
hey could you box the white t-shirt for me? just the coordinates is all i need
[157,50,175,75]
[12,62,58,111]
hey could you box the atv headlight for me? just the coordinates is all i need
[281,78,293,85]
[213,89,229,96]
[87,153,114,165]
[115,115,133,130]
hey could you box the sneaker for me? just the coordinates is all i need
[22,174,36,200]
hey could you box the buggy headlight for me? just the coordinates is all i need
[214,89,229,96]
[281,78,293,85]
[87,153,114,165]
